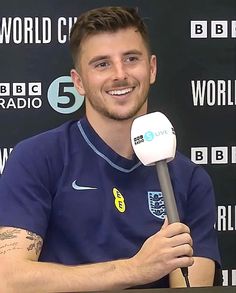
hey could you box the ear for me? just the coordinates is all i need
[149,54,157,85]
[70,69,86,96]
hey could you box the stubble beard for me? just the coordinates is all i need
[86,94,148,122]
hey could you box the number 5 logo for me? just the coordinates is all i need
[47,76,84,114]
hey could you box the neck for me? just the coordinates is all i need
[86,113,143,160]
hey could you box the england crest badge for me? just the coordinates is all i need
[148,191,166,220]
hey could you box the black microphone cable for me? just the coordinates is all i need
[181,267,190,288]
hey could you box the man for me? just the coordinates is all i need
[0,6,220,292]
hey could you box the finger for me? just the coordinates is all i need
[172,244,193,258]
[171,256,194,269]
[163,222,191,238]
[161,216,169,230]
[169,232,193,248]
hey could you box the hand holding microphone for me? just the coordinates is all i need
[131,112,192,287]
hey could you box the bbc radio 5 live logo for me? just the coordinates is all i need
[134,129,174,145]
[0,76,84,114]
[191,21,236,38]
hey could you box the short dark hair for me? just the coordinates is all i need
[69,6,151,66]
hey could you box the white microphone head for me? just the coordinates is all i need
[131,112,176,166]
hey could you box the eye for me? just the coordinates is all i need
[125,55,139,63]
[94,61,110,69]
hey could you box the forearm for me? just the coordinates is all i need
[0,256,137,293]
[0,223,194,292]
[169,257,215,288]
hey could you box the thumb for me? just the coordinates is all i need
[161,216,169,230]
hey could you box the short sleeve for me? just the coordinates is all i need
[186,166,221,267]
[0,139,54,238]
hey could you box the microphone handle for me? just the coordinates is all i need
[155,160,179,223]
[155,160,190,287]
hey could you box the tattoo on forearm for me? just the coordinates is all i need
[0,242,22,255]
[0,228,21,240]
[26,231,43,255]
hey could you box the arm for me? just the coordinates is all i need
[169,257,215,287]
[0,222,193,292]
[168,163,221,288]
[0,227,135,292]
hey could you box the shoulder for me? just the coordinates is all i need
[4,120,80,178]
[169,151,213,187]
[12,120,78,159]
[16,120,77,148]
[170,151,198,170]
[2,120,81,193]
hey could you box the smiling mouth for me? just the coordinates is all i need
[107,87,134,96]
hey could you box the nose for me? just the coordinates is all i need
[112,61,128,81]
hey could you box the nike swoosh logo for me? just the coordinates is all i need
[72,180,97,190]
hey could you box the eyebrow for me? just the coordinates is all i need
[88,50,143,65]
[88,55,110,65]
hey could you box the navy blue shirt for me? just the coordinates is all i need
[0,117,221,288]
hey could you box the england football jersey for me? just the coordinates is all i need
[0,117,221,288]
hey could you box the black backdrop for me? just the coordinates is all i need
[0,0,235,286]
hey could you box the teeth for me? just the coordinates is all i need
[108,88,133,96]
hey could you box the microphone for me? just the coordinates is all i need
[131,112,190,287]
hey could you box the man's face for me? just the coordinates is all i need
[71,27,157,121]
